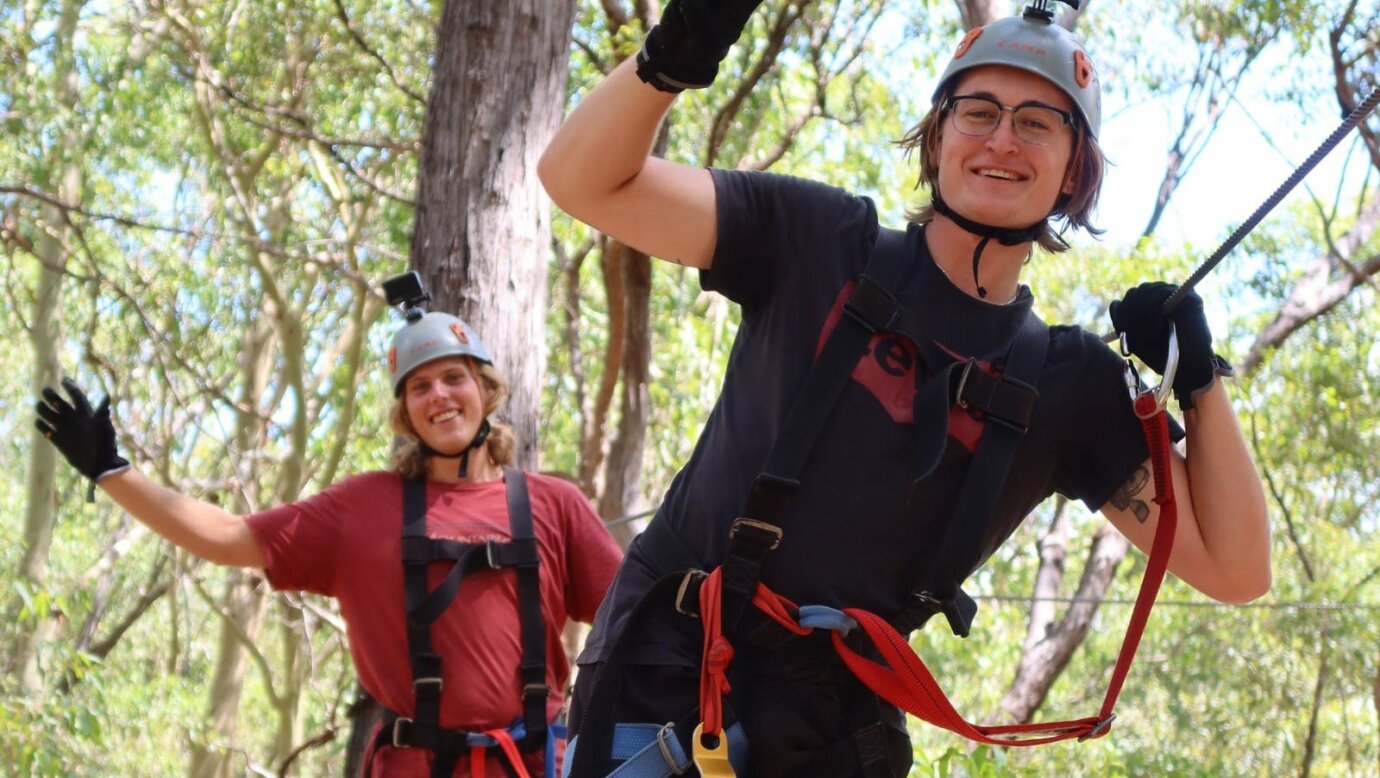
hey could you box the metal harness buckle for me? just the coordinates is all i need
[413,676,443,692]
[954,359,977,409]
[657,722,689,775]
[675,570,707,618]
[392,716,414,748]
[728,519,783,551]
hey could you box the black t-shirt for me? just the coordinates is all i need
[580,170,1149,666]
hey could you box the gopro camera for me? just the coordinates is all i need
[382,271,432,322]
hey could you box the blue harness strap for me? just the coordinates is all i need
[564,723,748,778]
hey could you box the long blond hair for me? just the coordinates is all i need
[389,358,516,480]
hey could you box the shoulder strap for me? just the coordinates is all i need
[396,474,550,759]
[720,228,914,626]
[504,468,550,751]
[894,312,1049,636]
[740,226,913,525]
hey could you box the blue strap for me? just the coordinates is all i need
[453,718,567,778]
[797,604,858,636]
[563,723,691,778]
[546,721,568,778]
[564,722,753,778]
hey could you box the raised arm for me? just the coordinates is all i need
[36,379,265,569]
[1102,284,1271,603]
[539,0,763,269]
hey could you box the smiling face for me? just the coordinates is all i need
[401,356,490,456]
[934,65,1078,230]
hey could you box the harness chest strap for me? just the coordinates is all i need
[382,470,554,778]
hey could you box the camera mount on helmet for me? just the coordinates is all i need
[383,271,433,323]
[382,271,493,397]
[1023,0,1080,23]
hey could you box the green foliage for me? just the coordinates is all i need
[5,0,1380,774]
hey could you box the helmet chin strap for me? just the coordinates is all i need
[418,418,492,479]
[932,194,1045,299]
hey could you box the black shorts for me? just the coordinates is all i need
[569,630,913,778]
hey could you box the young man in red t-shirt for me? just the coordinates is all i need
[36,290,623,777]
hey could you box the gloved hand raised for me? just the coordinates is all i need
[1109,282,1233,410]
[636,0,764,92]
[36,378,131,498]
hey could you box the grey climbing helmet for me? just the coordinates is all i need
[933,1,1101,137]
[383,272,492,396]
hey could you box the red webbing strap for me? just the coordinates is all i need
[824,396,1178,745]
[1097,395,1177,720]
[697,569,814,739]
[698,569,733,740]
[471,727,532,778]
[831,610,1099,745]
[694,403,1176,747]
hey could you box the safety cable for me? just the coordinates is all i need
[974,593,1380,611]
[1161,86,1380,315]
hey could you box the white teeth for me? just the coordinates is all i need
[431,410,460,423]
[979,168,1019,180]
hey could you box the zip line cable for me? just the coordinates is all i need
[1161,86,1380,315]
[973,594,1380,612]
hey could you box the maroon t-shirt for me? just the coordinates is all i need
[247,470,622,776]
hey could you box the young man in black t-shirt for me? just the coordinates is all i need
[541,2,1270,776]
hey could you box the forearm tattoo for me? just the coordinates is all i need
[1110,466,1152,524]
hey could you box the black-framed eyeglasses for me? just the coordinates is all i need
[944,95,1075,146]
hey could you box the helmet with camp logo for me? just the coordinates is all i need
[933,1,1101,137]
[387,312,492,396]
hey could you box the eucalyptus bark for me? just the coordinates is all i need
[345,0,579,770]
[597,243,652,546]
[14,0,83,696]
[411,0,579,471]
[190,307,276,778]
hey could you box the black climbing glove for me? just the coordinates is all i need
[1109,282,1234,410]
[636,0,764,92]
[35,378,131,499]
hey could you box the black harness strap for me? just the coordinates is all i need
[893,314,1048,637]
[383,470,548,778]
[508,471,550,753]
[721,229,914,640]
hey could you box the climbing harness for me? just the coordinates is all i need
[373,469,565,778]
[566,222,1181,777]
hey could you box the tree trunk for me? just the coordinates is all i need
[1021,497,1070,655]
[1298,627,1329,778]
[189,571,268,778]
[14,0,83,696]
[955,0,1002,29]
[997,524,1129,723]
[1241,197,1380,373]
[411,0,579,471]
[190,305,277,777]
[597,244,652,546]
[346,0,579,768]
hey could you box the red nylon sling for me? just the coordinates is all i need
[695,391,1176,746]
